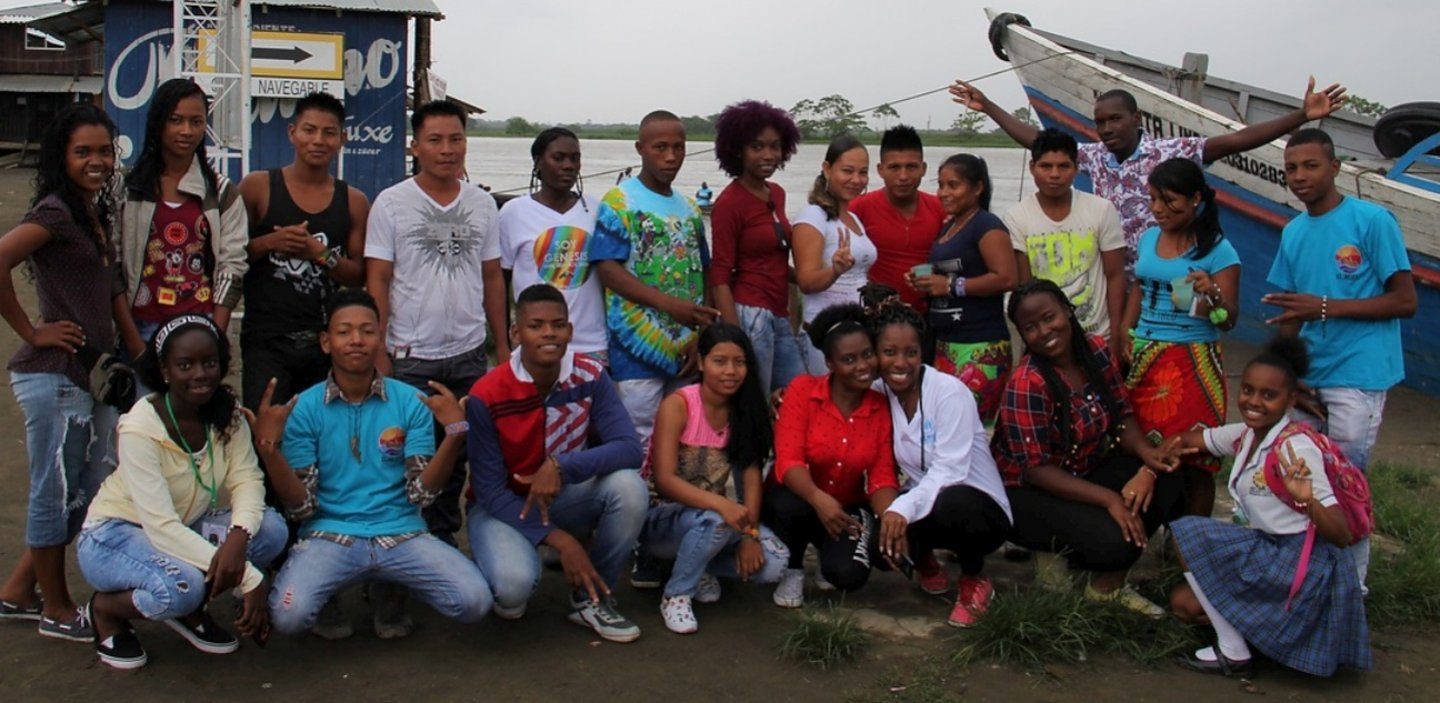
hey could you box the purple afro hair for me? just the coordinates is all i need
[713,100,801,179]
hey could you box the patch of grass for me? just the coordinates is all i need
[952,586,1203,671]
[1366,462,1440,628]
[845,657,966,703]
[779,600,870,670]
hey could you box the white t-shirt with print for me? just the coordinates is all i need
[1003,190,1125,337]
[364,178,500,359]
[792,203,877,323]
[1204,418,1337,535]
[497,194,607,355]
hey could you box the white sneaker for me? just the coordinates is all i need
[773,568,805,608]
[695,574,722,604]
[660,595,698,634]
[567,596,641,643]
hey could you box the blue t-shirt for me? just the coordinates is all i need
[589,178,710,381]
[1267,197,1411,390]
[282,377,436,537]
[1133,226,1241,343]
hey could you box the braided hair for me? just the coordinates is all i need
[860,283,925,339]
[1006,280,1122,451]
[528,126,584,201]
[137,314,240,443]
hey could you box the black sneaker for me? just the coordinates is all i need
[0,598,43,621]
[164,612,239,654]
[96,628,148,670]
[38,605,94,642]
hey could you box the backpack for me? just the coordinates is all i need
[1232,421,1374,610]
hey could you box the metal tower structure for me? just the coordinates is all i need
[172,0,251,179]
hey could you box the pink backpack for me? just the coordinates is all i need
[1234,421,1374,609]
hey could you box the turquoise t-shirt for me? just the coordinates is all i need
[1133,226,1241,343]
[1267,197,1411,390]
[589,177,710,381]
[282,377,436,538]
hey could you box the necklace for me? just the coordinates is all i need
[164,393,217,509]
[936,209,979,246]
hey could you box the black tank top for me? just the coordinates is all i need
[242,169,351,336]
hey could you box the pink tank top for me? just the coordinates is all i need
[647,384,733,499]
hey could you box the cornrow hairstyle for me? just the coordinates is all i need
[1148,157,1223,258]
[808,133,866,220]
[1006,280,1121,450]
[137,315,240,444]
[31,103,118,266]
[807,302,870,359]
[128,78,218,201]
[860,283,926,339]
[697,323,773,472]
[1246,335,1311,391]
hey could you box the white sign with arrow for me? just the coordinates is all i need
[201,30,345,100]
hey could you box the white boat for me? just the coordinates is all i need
[984,8,1440,394]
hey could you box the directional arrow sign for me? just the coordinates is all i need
[200,30,343,80]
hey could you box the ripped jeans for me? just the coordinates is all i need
[10,371,119,548]
[76,508,288,621]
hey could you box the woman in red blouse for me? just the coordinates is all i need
[763,303,899,609]
[993,280,1182,617]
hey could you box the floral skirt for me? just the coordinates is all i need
[935,339,1011,426]
[1126,338,1226,472]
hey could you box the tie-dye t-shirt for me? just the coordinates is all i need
[590,178,709,381]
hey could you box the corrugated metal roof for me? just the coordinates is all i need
[252,0,442,17]
[0,2,76,25]
[0,73,102,93]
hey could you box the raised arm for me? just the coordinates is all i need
[949,80,1039,148]
[1203,77,1347,163]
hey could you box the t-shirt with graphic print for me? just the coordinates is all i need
[589,178,710,381]
[497,193,606,355]
[1004,190,1125,337]
[132,196,215,323]
[242,169,351,337]
[364,178,500,360]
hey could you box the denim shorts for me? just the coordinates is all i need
[10,371,118,548]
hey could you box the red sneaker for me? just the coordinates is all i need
[948,575,993,628]
[916,551,949,595]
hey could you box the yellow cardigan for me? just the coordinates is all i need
[86,398,267,594]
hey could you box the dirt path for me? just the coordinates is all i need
[0,167,1437,701]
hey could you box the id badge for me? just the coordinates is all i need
[199,511,230,546]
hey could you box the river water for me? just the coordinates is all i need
[462,137,1032,218]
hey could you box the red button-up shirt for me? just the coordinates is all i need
[773,374,899,506]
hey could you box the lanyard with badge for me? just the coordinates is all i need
[165,394,229,545]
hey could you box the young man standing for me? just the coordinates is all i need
[365,100,507,547]
[849,125,945,311]
[952,78,1347,272]
[591,110,719,443]
[239,92,368,411]
[1003,128,1128,361]
[466,284,647,641]
[256,289,492,637]
[1265,128,1417,588]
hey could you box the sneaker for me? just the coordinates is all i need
[492,601,527,620]
[311,598,354,640]
[1084,584,1165,619]
[630,550,664,590]
[164,612,239,654]
[773,568,805,609]
[367,582,413,639]
[660,595,698,634]
[916,552,950,595]
[0,598,43,621]
[948,575,994,628]
[38,605,93,642]
[695,574,722,604]
[96,628,147,670]
[567,596,641,643]
[1034,553,1072,592]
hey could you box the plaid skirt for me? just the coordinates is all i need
[1171,516,1371,676]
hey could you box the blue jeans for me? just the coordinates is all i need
[640,503,789,597]
[737,304,804,393]
[10,371,119,548]
[468,471,648,609]
[268,532,491,634]
[76,508,288,620]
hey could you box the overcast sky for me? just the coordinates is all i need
[422,0,1433,127]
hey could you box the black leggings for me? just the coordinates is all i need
[908,485,1011,575]
[763,484,877,592]
[1005,455,1183,572]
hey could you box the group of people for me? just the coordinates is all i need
[0,72,1415,680]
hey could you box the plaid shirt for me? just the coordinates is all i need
[285,372,441,547]
[993,335,1133,486]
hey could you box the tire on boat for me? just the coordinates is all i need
[1373,102,1440,158]
[987,12,1032,62]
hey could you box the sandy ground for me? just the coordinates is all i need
[1,166,1438,702]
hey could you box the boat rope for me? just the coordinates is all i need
[487,50,1079,196]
